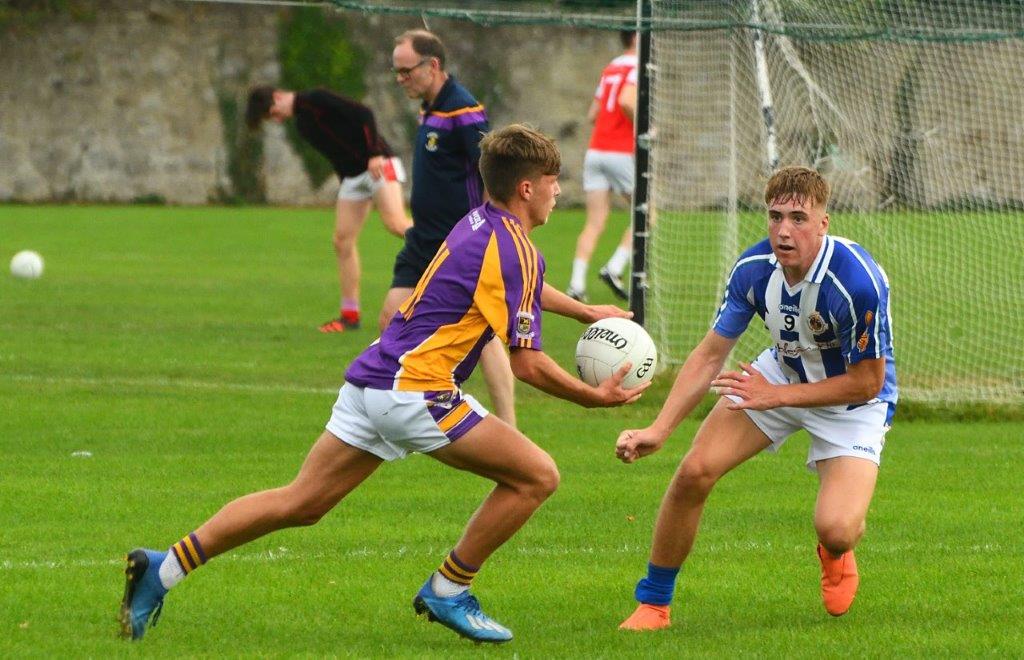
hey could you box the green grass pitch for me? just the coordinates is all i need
[1,205,1021,656]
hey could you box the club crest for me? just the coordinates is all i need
[425,131,440,152]
[807,311,829,335]
[516,312,534,339]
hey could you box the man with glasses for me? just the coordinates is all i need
[384,29,520,427]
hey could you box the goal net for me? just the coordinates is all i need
[643,0,1024,404]
[329,0,1022,404]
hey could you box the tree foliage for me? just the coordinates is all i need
[278,6,368,189]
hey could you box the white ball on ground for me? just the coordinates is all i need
[10,250,44,279]
[575,317,658,389]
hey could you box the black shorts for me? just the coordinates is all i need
[391,233,444,288]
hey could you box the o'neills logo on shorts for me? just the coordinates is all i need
[582,326,628,349]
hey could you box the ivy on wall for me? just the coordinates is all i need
[0,1,95,30]
[215,91,266,205]
[278,6,368,189]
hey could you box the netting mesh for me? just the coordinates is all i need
[335,0,1024,403]
[645,1,1024,403]
[329,0,637,29]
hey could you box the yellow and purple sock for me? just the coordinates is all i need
[432,550,479,596]
[170,532,208,575]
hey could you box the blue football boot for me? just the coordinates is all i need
[413,577,513,643]
[118,548,169,640]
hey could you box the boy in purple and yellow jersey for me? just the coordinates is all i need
[119,124,649,645]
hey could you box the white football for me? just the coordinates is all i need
[575,317,658,388]
[10,250,44,279]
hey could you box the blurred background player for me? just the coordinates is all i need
[118,124,649,645]
[567,30,638,303]
[383,29,521,426]
[615,166,897,630]
[246,85,412,333]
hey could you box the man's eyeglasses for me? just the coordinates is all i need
[392,58,431,78]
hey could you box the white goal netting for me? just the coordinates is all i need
[644,0,1024,403]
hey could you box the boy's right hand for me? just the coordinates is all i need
[593,362,650,407]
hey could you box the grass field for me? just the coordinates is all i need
[2,205,1022,657]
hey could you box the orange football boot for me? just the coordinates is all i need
[817,543,859,616]
[319,310,361,333]
[619,603,671,631]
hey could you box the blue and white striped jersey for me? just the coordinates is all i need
[712,235,898,410]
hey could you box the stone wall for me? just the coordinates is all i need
[4,3,1020,209]
[0,2,623,206]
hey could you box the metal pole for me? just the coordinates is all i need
[751,0,779,170]
[630,0,653,326]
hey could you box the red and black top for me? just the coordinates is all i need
[293,89,393,178]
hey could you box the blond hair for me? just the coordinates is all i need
[764,166,830,208]
[478,124,561,204]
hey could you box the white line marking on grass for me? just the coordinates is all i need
[0,541,1004,572]
[1,373,336,396]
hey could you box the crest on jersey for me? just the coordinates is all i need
[857,330,869,352]
[425,131,440,152]
[865,310,875,325]
[807,311,828,335]
[516,312,535,339]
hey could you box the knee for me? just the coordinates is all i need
[816,517,864,555]
[333,231,356,255]
[520,457,560,502]
[378,309,394,333]
[279,487,333,528]
[669,455,720,500]
[536,459,561,499]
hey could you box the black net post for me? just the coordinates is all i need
[630,0,652,326]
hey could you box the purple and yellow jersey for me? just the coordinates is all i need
[346,202,544,392]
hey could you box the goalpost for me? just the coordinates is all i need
[636,0,1024,404]
[328,0,1021,404]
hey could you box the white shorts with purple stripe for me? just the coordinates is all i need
[325,383,488,461]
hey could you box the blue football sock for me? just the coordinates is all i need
[634,562,681,606]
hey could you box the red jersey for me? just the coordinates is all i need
[588,54,638,153]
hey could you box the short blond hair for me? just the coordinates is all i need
[764,166,830,208]
[478,124,561,204]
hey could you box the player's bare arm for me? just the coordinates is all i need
[587,98,600,124]
[714,356,886,411]
[540,282,632,323]
[509,347,648,408]
[615,330,735,463]
[618,84,637,122]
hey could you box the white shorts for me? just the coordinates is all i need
[582,149,634,195]
[325,382,488,461]
[337,157,407,201]
[728,349,892,472]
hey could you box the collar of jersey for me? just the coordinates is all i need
[422,75,457,114]
[770,234,833,285]
[484,201,522,226]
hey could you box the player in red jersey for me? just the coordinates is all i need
[567,31,638,303]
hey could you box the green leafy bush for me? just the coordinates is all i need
[278,7,368,189]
